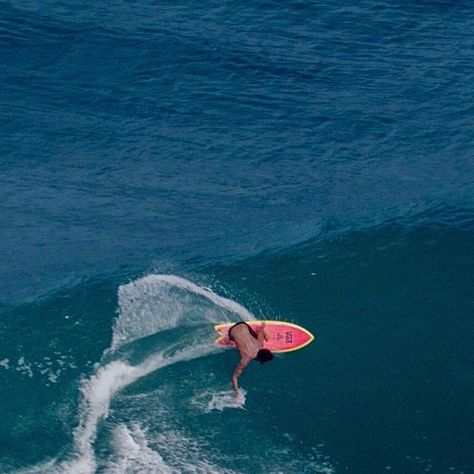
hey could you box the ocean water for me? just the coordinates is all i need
[1,0,473,473]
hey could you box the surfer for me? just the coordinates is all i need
[228,321,273,398]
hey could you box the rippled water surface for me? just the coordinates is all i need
[1,0,473,472]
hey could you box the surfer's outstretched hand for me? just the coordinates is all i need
[235,389,244,403]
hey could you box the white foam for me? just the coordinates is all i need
[192,388,247,412]
[106,424,176,474]
[106,423,239,474]
[59,274,249,474]
[59,342,218,474]
[112,274,254,350]
[16,356,33,378]
[16,274,258,474]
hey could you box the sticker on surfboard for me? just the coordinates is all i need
[214,320,315,353]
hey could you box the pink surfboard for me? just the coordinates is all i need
[214,320,315,353]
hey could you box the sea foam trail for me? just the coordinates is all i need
[105,424,175,474]
[61,342,219,474]
[112,274,255,350]
[191,388,247,412]
[17,345,218,474]
[18,275,254,474]
[105,424,236,474]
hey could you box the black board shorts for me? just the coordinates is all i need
[228,321,258,341]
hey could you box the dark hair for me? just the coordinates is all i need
[255,349,273,364]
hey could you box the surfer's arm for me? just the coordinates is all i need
[231,360,248,396]
[258,322,269,342]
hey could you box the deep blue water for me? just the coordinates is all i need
[1,1,473,473]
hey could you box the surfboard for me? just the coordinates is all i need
[214,320,315,353]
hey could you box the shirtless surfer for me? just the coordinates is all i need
[228,321,273,398]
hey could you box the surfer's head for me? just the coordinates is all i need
[255,349,273,364]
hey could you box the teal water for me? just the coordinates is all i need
[1,0,474,472]
[1,223,473,472]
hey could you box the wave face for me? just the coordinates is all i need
[2,222,473,473]
[5,274,333,473]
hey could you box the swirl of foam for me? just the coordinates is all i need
[112,274,254,350]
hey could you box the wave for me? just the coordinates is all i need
[11,273,334,473]
[243,204,474,265]
[15,274,258,474]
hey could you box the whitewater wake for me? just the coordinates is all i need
[17,274,254,474]
[16,274,334,474]
[191,388,247,412]
[112,274,254,350]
